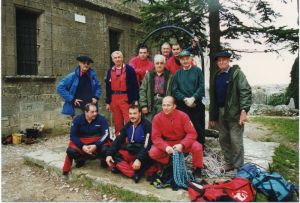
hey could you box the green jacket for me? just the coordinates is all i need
[139,69,173,112]
[209,65,252,122]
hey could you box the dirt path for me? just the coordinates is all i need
[1,135,118,202]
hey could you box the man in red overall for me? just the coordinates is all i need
[105,51,139,136]
[129,45,154,87]
[149,96,203,177]
[62,103,110,177]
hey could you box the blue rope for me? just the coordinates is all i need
[173,149,195,189]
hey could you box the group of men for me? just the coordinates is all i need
[57,42,252,183]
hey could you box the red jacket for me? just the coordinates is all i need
[166,56,181,75]
[129,56,154,86]
[151,109,197,151]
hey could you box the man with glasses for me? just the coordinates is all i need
[57,55,102,118]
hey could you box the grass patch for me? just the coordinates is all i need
[78,177,159,202]
[251,116,299,185]
[251,117,298,143]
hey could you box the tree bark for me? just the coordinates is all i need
[207,0,221,119]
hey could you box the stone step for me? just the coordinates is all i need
[23,146,189,202]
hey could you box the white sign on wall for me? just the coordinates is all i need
[74,14,86,23]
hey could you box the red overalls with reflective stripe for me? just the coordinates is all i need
[110,65,130,135]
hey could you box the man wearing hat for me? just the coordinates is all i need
[209,51,252,172]
[172,50,205,145]
[57,55,101,117]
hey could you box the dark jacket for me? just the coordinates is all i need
[106,118,152,162]
[57,66,101,116]
[209,65,252,122]
[139,69,173,112]
[105,64,139,104]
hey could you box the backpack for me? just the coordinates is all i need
[188,177,256,202]
[236,163,298,202]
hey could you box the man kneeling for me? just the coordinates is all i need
[62,103,110,176]
[106,104,152,183]
[149,96,203,177]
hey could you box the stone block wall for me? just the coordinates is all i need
[1,0,143,136]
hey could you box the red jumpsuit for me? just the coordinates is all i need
[129,56,154,86]
[110,66,130,135]
[149,109,204,169]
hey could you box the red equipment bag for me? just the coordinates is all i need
[188,177,256,202]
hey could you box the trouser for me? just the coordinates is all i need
[218,107,244,168]
[111,94,130,135]
[176,100,205,145]
[62,140,109,173]
[144,96,163,122]
[113,149,154,178]
[149,141,204,169]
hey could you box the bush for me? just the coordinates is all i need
[267,92,289,106]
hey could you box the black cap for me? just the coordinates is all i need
[76,55,94,63]
[214,51,232,60]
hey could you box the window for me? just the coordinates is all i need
[109,29,121,67]
[16,9,38,75]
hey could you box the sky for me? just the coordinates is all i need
[227,0,298,86]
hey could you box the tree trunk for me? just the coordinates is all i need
[207,0,221,119]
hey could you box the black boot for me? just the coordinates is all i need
[111,166,120,174]
[193,168,202,178]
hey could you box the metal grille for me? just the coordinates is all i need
[16,9,38,75]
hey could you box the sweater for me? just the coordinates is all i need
[172,66,204,101]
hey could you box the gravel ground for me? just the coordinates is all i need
[1,135,118,202]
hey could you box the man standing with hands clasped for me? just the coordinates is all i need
[209,50,252,173]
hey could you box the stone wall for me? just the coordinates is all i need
[1,0,143,135]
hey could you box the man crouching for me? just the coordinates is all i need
[106,104,153,183]
[62,103,110,177]
[149,96,203,177]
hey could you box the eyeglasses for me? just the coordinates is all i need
[83,61,90,65]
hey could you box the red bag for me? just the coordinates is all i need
[188,177,256,202]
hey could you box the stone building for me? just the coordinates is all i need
[1,0,145,135]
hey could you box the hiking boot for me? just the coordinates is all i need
[219,164,234,173]
[193,168,202,178]
[111,166,120,174]
[100,159,108,168]
[75,159,85,168]
[133,173,142,183]
[62,171,69,180]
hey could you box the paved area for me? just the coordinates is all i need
[23,122,279,201]
[23,146,189,201]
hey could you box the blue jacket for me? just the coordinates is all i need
[57,66,102,116]
[70,114,110,149]
[105,64,139,104]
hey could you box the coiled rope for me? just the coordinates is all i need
[173,149,195,189]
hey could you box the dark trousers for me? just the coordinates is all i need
[176,100,205,145]
[62,141,109,173]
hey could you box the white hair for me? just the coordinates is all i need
[154,54,166,63]
[111,51,123,58]
[161,42,171,48]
